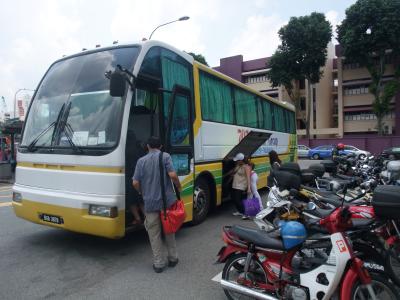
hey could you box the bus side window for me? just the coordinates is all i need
[170,95,189,146]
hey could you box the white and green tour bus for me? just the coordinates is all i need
[13,40,296,238]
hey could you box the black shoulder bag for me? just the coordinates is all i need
[159,151,168,218]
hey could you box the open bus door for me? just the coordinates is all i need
[222,131,271,199]
[163,84,195,220]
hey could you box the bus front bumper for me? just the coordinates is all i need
[12,186,125,239]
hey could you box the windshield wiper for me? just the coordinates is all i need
[26,122,56,152]
[27,103,66,152]
[62,121,83,154]
[57,102,83,153]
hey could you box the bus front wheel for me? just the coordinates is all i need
[192,178,211,225]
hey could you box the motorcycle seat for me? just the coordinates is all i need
[306,207,335,219]
[351,219,374,228]
[317,195,351,207]
[231,225,285,250]
[335,174,354,181]
[303,186,338,197]
[302,186,349,207]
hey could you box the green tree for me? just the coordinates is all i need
[267,12,332,138]
[337,0,400,135]
[267,49,305,126]
[187,52,209,66]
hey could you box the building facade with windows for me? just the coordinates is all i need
[335,45,399,135]
[214,44,400,137]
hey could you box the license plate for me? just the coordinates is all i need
[39,213,64,225]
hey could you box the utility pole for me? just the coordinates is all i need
[0,96,7,123]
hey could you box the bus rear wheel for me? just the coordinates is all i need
[192,178,211,225]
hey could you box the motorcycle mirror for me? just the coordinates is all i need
[307,202,317,210]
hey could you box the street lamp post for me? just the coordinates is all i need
[148,16,190,40]
[14,88,35,119]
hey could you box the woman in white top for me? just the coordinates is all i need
[228,153,251,216]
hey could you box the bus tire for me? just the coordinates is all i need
[191,177,211,225]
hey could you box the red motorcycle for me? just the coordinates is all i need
[217,205,398,300]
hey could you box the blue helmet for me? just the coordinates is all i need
[280,221,307,249]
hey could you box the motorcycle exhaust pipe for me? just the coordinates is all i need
[220,279,278,300]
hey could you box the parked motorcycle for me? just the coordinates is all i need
[217,204,398,299]
[256,171,400,287]
[381,160,400,185]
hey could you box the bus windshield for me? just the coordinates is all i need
[21,46,140,151]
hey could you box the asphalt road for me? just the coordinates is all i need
[0,160,315,300]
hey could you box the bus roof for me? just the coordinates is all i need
[55,40,294,112]
[56,40,194,65]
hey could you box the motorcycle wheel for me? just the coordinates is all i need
[385,242,400,286]
[351,272,399,299]
[353,242,385,273]
[222,253,268,300]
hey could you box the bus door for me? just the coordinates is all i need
[125,78,160,226]
[164,84,194,218]
[160,53,194,219]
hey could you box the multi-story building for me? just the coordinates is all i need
[335,45,399,136]
[214,44,400,137]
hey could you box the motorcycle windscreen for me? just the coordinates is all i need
[224,131,271,160]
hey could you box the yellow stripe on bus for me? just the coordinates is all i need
[195,162,222,173]
[192,64,203,137]
[18,162,124,174]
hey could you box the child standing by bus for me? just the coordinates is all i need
[248,162,263,210]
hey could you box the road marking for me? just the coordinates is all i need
[212,272,222,282]
[0,202,12,207]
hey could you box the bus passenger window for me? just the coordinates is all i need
[128,88,159,142]
[170,95,189,146]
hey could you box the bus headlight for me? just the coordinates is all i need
[13,192,22,203]
[88,205,118,218]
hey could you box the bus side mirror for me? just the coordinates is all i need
[109,71,126,97]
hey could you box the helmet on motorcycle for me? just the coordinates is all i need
[280,221,307,249]
[337,143,345,150]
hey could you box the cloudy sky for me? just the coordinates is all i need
[0,0,356,114]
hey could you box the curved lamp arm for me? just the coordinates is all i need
[148,16,189,40]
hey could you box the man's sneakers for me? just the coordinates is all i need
[168,259,179,268]
[153,265,165,273]
[232,211,243,216]
[153,259,179,273]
